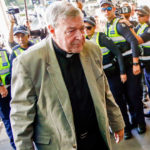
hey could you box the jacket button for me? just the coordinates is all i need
[72,144,77,148]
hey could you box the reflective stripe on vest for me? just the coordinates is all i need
[96,32,111,56]
[30,39,40,44]
[88,32,113,69]
[105,18,126,44]
[140,41,150,48]
[0,68,9,75]
[0,51,10,85]
[139,56,150,61]
[90,32,98,43]
[14,47,24,57]
[103,63,113,69]
[122,49,132,56]
[137,24,150,50]
[137,23,149,36]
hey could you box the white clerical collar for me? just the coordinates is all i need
[66,53,74,58]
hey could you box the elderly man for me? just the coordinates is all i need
[10,1,124,150]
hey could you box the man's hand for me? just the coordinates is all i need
[114,128,124,143]
[8,14,15,25]
[133,64,141,75]
[119,18,132,27]
[120,74,127,83]
[0,86,8,98]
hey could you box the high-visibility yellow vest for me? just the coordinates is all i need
[105,18,126,44]
[137,23,150,61]
[87,32,114,68]
[14,47,24,57]
[30,38,40,44]
[0,50,10,85]
[105,18,132,56]
[137,23,150,49]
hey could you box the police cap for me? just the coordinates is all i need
[84,16,96,26]
[135,5,150,16]
[100,0,114,7]
[13,25,29,35]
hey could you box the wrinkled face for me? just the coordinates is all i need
[51,15,85,53]
[14,33,29,48]
[136,11,149,24]
[101,4,115,21]
[84,22,96,37]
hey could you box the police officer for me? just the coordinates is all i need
[0,35,16,149]
[84,16,133,139]
[120,1,148,120]
[135,6,150,95]
[125,5,150,117]
[84,16,127,83]
[10,25,34,73]
[120,2,138,27]
[8,15,43,49]
[100,0,146,138]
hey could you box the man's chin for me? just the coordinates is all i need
[71,47,83,53]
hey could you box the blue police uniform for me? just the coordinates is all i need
[105,18,145,135]
[86,31,132,138]
[0,48,16,149]
[135,23,150,96]
[9,41,34,75]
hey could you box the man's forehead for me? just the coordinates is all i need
[101,3,112,7]
[136,10,143,14]
[59,16,83,26]
[14,33,26,36]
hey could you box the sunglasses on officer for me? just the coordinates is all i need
[85,26,93,30]
[101,7,112,12]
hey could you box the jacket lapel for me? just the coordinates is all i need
[80,48,108,145]
[45,37,75,132]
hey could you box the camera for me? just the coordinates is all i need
[116,6,131,14]
[7,8,19,15]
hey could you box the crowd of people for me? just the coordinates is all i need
[0,0,150,150]
[84,0,150,140]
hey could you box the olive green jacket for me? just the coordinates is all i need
[10,36,125,150]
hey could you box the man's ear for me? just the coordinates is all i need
[113,7,116,12]
[48,25,55,35]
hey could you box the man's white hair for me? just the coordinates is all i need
[45,1,83,28]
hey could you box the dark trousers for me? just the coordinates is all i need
[106,65,145,130]
[0,86,16,150]
[124,66,145,126]
[106,72,131,130]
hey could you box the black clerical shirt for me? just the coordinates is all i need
[52,40,108,150]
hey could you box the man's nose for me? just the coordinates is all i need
[75,30,84,39]
[18,36,23,41]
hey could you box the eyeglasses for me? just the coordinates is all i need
[85,26,93,30]
[101,7,112,12]
[137,14,145,17]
